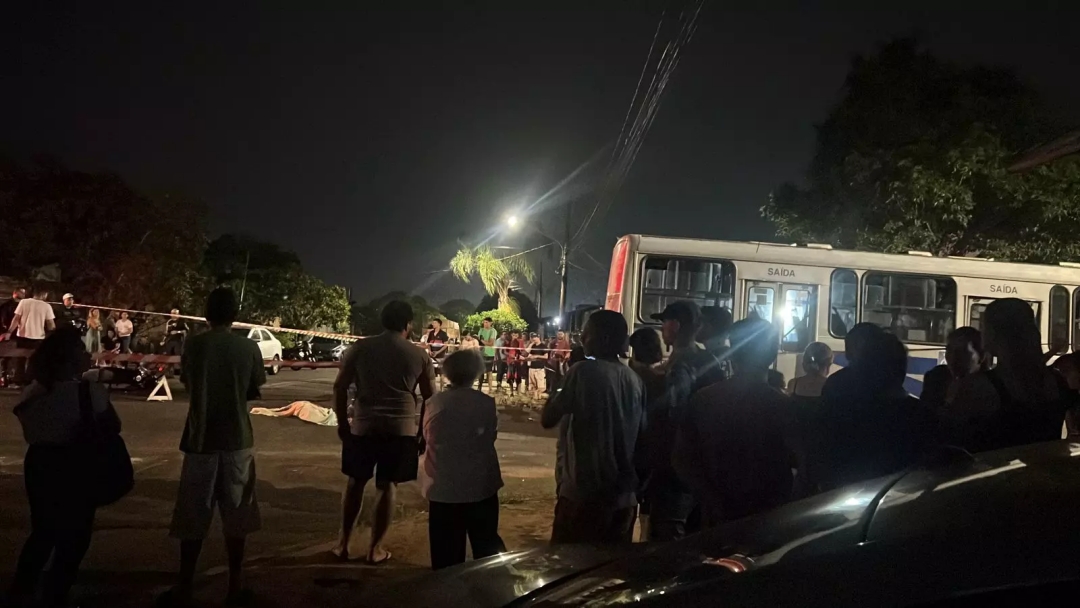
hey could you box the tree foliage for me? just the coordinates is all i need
[450,245,534,313]
[762,39,1080,262]
[0,157,209,311]
[477,290,540,331]
[352,291,447,338]
[202,235,350,331]
[0,157,349,331]
[464,309,527,336]
[438,298,476,325]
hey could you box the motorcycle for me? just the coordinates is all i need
[283,338,317,370]
[83,363,167,392]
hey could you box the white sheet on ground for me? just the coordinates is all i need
[250,401,338,426]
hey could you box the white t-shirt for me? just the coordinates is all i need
[115,319,133,337]
[420,387,503,503]
[13,298,55,340]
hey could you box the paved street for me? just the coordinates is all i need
[0,369,558,606]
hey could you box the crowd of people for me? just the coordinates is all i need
[429,318,573,398]
[1,287,191,389]
[8,289,1080,606]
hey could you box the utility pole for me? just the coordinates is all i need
[536,259,544,317]
[558,200,571,322]
[238,250,251,311]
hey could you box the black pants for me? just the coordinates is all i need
[495,361,508,385]
[550,496,636,545]
[13,336,42,384]
[428,494,505,570]
[11,444,97,605]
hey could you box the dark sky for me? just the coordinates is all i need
[4,2,1079,312]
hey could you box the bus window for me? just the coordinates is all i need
[639,257,734,322]
[969,297,1041,335]
[780,286,817,353]
[863,272,956,344]
[746,284,775,322]
[829,269,857,338]
[1050,285,1069,353]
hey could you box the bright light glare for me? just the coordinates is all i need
[553,316,562,325]
[506,215,520,228]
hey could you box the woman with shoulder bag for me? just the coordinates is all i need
[8,327,130,607]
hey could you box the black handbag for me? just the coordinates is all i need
[78,381,135,506]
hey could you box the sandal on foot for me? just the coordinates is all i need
[367,549,393,565]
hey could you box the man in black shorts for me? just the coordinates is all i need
[332,300,435,563]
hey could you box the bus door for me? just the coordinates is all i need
[745,281,819,377]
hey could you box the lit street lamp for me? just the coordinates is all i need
[504,206,572,324]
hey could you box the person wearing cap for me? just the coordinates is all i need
[646,300,703,542]
[57,293,86,334]
[163,308,190,358]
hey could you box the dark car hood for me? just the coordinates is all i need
[361,441,1080,608]
[358,477,891,608]
[358,545,630,608]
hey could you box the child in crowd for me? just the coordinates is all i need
[419,350,505,569]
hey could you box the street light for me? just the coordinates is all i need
[502,207,572,320]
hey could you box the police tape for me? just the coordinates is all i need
[49,302,573,351]
[0,347,341,368]
[0,343,568,368]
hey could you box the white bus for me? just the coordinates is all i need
[605,234,1080,394]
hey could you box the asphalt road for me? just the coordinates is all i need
[0,368,559,606]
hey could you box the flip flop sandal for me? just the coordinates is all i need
[367,549,393,565]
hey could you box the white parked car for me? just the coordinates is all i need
[232,327,283,375]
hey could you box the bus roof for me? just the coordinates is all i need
[624,234,1080,285]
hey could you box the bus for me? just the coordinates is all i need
[605,234,1080,394]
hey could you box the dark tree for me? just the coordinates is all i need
[762,39,1080,262]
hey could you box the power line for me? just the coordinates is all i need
[572,0,706,250]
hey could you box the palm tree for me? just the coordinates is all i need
[450,245,535,313]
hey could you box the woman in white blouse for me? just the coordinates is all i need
[419,349,505,570]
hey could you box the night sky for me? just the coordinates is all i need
[4,2,1079,312]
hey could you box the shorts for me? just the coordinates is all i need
[170,449,261,540]
[529,368,546,390]
[342,434,419,484]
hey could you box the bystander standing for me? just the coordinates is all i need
[333,300,435,564]
[3,287,57,385]
[84,308,103,354]
[493,331,509,391]
[9,328,123,607]
[542,311,645,545]
[527,333,546,399]
[420,350,505,570]
[163,288,265,607]
[115,311,134,354]
[478,318,498,389]
[673,318,806,527]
